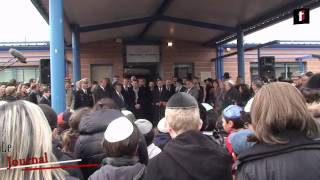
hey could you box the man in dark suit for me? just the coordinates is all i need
[112,83,127,109]
[164,79,176,98]
[39,87,51,106]
[122,78,135,112]
[175,78,187,93]
[153,79,170,126]
[74,79,94,110]
[28,84,41,104]
[131,79,148,119]
[92,78,113,104]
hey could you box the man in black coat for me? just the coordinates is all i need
[131,79,148,119]
[122,78,135,112]
[153,79,170,126]
[92,78,113,104]
[144,93,233,180]
[74,79,94,110]
[39,87,51,106]
[111,83,127,109]
[28,84,41,104]
[223,80,241,109]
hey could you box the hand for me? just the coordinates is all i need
[135,104,141,109]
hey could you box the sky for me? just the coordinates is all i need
[0,0,319,43]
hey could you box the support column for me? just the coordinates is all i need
[72,24,81,87]
[237,30,245,81]
[49,0,65,113]
[219,46,224,80]
[215,47,220,79]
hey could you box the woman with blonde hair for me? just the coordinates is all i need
[237,82,320,180]
[0,100,71,180]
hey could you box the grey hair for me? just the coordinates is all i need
[0,100,65,180]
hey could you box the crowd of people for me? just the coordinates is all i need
[0,70,319,180]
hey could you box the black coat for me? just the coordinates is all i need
[111,91,127,109]
[223,87,241,109]
[121,87,135,112]
[52,139,84,180]
[92,85,113,103]
[144,130,232,180]
[39,96,51,106]
[4,95,17,102]
[237,131,320,180]
[74,109,148,179]
[74,89,94,110]
[28,91,39,104]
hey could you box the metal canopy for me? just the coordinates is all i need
[32,0,320,45]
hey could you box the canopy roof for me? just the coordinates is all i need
[32,0,320,46]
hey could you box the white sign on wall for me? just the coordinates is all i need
[126,45,160,63]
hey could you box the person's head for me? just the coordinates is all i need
[8,79,17,86]
[291,71,303,87]
[172,77,178,84]
[103,117,140,157]
[123,78,129,86]
[251,79,264,93]
[132,79,139,89]
[0,84,6,94]
[251,82,320,144]
[135,119,154,146]
[93,98,120,111]
[0,101,65,180]
[75,80,81,90]
[240,111,252,130]
[57,109,73,134]
[223,72,230,80]
[165,79,172,87]
[5,86,16,96]
[65,80,71,89]
[21,84,27,93]
[113,83,122,92]
[182,78,187,85]
[38,104,57,131]
[224,80,234,92]
[212,79,219,88]
[130,76,137,82]
[157,79,163,87]
[69,107,91,131]
[43,87,51,97]
[176,78,183,87]
[138,78,146,87]
[165,92,202,138]
[222,105,244,133]
[148,81,155,89]
[29,78,36,85]
[185,79,194,89]
[100,78,107,88]
[80,79,89,89]
[302,71,314,86]
[301,73,320,104]
[192,77,199,84]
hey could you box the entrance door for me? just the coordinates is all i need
[91,64,113,82]
[124,64,159,82]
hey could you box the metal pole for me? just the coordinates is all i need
[72,24,81,87]
[49,0,66,113]
[237,30,245,81]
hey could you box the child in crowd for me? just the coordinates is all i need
[89,117,145,180]
[153,117,171,150]
[135,119,161,159]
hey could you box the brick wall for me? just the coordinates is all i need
[161,41,216,81]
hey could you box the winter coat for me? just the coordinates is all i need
[52,139,84,180]
[74,109,148,179]
[236,130,320,180]
[89,156,145,180]
[144,130,233,180]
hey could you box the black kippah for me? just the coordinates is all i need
[166,92,198,108]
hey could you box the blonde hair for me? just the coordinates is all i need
[165,107,201,134]
[5,86,16,96]
[251,82,320,144]
[0,101,65,180]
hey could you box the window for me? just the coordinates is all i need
[90,64,113,82]
[250,62,304,80]
[174,63,194,79]
[0,67,39,83]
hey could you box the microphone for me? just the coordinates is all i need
[9,48,27,63]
